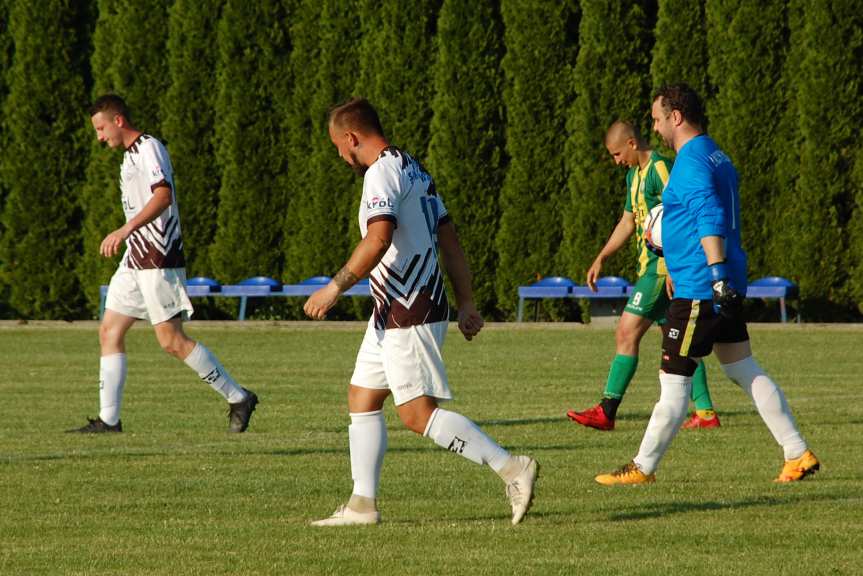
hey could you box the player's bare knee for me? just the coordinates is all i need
[99,322,123,350]
[397,410,427,435]
[159,334,191,359]
[615,325,640,352]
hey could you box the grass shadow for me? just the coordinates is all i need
[608,491,848,522]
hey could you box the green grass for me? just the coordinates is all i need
[0,322,860,575]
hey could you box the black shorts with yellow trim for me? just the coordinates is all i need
[661,298,749,360]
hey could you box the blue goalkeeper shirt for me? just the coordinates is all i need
[662,134,748,300]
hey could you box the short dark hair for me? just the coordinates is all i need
[653,84,705,128]
[89,94,131,120]
[328,97,384,137]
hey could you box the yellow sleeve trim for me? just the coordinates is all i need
[654,160,670,187]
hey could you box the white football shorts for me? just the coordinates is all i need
[351,318,452,406]
[105,266,194,325]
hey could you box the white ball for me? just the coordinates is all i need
[644,204,663,256]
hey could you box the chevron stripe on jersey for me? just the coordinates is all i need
[360,147,449,330]
[120,134,185,270]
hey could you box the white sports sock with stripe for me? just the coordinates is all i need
[99,353,127,426]
[722,356,807,460]
[633,371,691,474]
[183,342,246,403]
[424,408,511,472]
[349,410,388,499]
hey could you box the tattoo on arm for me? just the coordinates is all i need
[333,265,360,292]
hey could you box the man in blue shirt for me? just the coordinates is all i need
[595,84,819,485]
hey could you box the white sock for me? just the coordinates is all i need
[633,371,691,474]
[722,356,807,460]
[183,342,246,403]
[99,353,127,426]
[349,410,388,499]
[424,408,511,471]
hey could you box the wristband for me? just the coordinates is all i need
[709,261,729,282]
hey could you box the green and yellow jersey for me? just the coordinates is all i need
[624,150,672,277]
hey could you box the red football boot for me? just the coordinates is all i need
[681,411,721,430]
[566,404,614,431]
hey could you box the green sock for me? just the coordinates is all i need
[602,354,639,400]
[690,361,715,411]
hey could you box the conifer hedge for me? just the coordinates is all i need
[209,0,293,283]
[786,0,863,317]
[162,0,224,277]
[706,0,787,278]
[651,0,709,96]
[562,0,655,283]
[0,1,861,319]
[0,0,12,243]
[355,0,441,161]
[427,0,506,316]
[0,0,92,318]
[280,0,321,285]
[495,0,578,317]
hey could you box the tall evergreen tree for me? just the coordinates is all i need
[283,0,361,285]
[0,0,92,318]
[651,0,709,96]
[851,145,863,314]
[0,0,13,248]
[355,0,441,161]
[427,0,506,316]
[706,0,787,278]
[560,0,655,283]
[209,0,293,283]
[495,0,579,316]
[0,0,12,316]
[162,0,224,277]
[787,0,863,315]
[77,0,172,314]
[281,0,322,283]
[767,0,805,291]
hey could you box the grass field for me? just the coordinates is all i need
[0,321,860,575]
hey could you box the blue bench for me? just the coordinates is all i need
[98,275,372,320]
[517,275,800,323]
[516,276,577,322]
[570,276,632,298]
[746,276,799,323]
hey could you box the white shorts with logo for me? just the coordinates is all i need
[105,266,194,325]
[350,318,452,406]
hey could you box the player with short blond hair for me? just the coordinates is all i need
[68,95,258,434]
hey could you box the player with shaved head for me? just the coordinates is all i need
[304,97,538,526]
[568,120,720,432]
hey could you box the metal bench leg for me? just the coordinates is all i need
[239,296,247,321]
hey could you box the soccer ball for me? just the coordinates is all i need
[644,204,663,256]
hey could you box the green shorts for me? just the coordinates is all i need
[624,273,669,323]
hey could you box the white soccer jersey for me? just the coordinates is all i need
[360,147,450,330]
[119,134,185,269]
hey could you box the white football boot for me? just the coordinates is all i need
[310,504,381,527]
[505,456,538,525]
